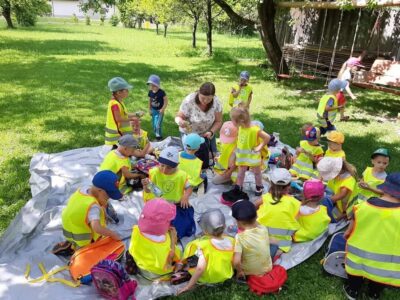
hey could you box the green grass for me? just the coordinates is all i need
[0,18,399,299]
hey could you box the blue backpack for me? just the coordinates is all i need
[321,231,347,279]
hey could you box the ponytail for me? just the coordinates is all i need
[342,160,358,180]
[270,183,290,205]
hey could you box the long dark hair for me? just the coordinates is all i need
[195,82,216,112]
[270,183,290,205]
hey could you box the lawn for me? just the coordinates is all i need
[0,18,399,299]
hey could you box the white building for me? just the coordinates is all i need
[48,0,117,19]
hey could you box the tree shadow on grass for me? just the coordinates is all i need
[11,24,101,35]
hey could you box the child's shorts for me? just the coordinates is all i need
[336,91,346,106]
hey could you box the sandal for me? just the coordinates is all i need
[340,116,350,121]
[171,271,191,285]
[52,241,74,256]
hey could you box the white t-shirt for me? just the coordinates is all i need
[299,205,319,216]
[196,237,233,257]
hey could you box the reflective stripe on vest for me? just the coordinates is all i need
[317,94,338,126]
[105,100,132,145]
[347,244,400,264]
[358,167,386,202]
[214,142,236,171]
[290,140,321,180]
[267,227,297,236]
[62,229,92,242]
[179,154,203,187]
[236,126,261,167]
[346,258,400,280]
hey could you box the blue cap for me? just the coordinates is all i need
[108,77,133,92]
[304,126,318,141]
[184,133,205,150]
[251,120,264,130]
[147,74,160,88]
[377,172,400,198]
[328,79,348,92]
[240,71,250,80]
[92,170,123,200]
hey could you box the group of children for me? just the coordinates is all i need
[54,72,398,299]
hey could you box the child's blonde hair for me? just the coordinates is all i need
[341,160,358,179]
[230,107,251,127]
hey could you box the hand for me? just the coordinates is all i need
[351,95,357,100]
[231,88,237,94]
[203,131,213,139]
[177,285,191,295]
[180,197,190,209]
[338,105,345,109]
[358,182,369,189]
[141,178,150,187]
[236,270,246,280]
[296,147,304,155]
[160,109,165,115]
[253,144,263,153]
[343,229,351,240]
[179,120,188,128]
[111,232,121,241]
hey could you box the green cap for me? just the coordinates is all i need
[371,148,390,159]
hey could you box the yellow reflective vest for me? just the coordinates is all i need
[317,94,338,127]
[129,226,181,276]
[229,84,253,107]
[184,236,234,284]
[345,201,400,287]
[290,140,323,180]
[325,148,346,159]
[178,152,203,187]
[99,150,131,194]
[358,167,386,202]
[62,189,106,248]
[257,193,300,252]
[236,125,261,167]
[293,206,331,242]
[327,172,358,218]
[105,99,132,145]
[133,129,149,150]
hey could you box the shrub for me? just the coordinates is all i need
[85,15,90,25]
[72,13,79,23]
[110,14,119,27]
[13,0,51,27]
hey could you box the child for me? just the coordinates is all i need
[229,71,253,109]
[316,78,347,135]
[290,124,324,180]
[343,173,400,300]
[105,77,136,147]
[358,148,390,202]
[179,133,207,193]
[325,130,346,159]
[147,75,168,141]
[232,200,274,278]
[127,198,181,279]
[223,107,270,198]
[317,157,358,221]
[293,179,331,242]
[213,121,238,185]
[178,209,234,295]
[251,120,271,171]
[53,171,122,255]
[255,168,300,254]
[130,118,153,158]
[142,146,195,240]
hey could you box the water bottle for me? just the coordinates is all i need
[148,181,163,197]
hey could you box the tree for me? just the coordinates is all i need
[0,0,13,28]
[1,0,51,28]
[177,0,203,48]
[203,0,225,56]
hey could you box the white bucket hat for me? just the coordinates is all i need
[317,157,343,181]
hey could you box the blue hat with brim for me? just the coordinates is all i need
[108,77,133,92]
[184,133,205,150]
[240,71,250,81]
[377,172,400,198]
[147,74,161,88]
[328,79,348,92]
[92,170,123,200]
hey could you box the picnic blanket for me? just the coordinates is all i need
[0,137,346,300]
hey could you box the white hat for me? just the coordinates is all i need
[158,146,180,168]
[317,157,343,181]
[269,168,292,185]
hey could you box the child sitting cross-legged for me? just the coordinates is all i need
[325,131,346,159]
[130,118,153,158]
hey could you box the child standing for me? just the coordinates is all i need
[223,107,270,198]
[316,79,347,135]
[147,75,168,141]
[105,77,136,147]
[293,179,331,242]
[255,168,300,254]
[130,118,153,157]
[325,131,346,159]
[358,148,390,202]
[251,120,271,171]
[229,71,253,109]
[290,125,324,180]
[178,209,234,295]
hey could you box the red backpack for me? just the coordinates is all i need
[247,265,287,295]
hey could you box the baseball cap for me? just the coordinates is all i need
[240,71,250,80]
[158,146,180,168]
[317,157,343,181]
[328,79,348,92]
[251,120,264,130]
[146,74,160,88]
[346,57,365,68]
[199,209,226,235]
[327,131,345,144]
[138,198,176,235]
[220,121,238,144]
[371,148,390,159]
[377,172,400,199]
[269,168,292,186]
[231,200,257,221]
[92,170,123,200]
[184,133,205,150]
[303,179,325,200]
[304,126,318,141]
[118,135,140,149]
[108,77,133,92]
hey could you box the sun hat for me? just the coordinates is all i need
[346,57,365,68]
[304,126,318,141]
[146,74,161,88]
[317,157,343,181]
[220,121,238,144]
[371,148,390,159]
[303,179,325,200]
[158,146,180,168]
[377,173,400,199]
[269,168,292,186]
[118,135,140,149]
[239,71,250,81]
[327,131,345,144]
[231,200,257,221]
[108,77,133,92]
[138,198,176,235]
[328,79,348,92]
[92,170,123,200]
[199,209,226,235]
[184,133,205,150]
[251,120,265,130]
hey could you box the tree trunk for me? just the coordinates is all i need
[206,0,212,56]
[164,23,168,37]
[1,1,14,29]
[192,17,198,48]
[156,22,159,35]
[258,0,289,76]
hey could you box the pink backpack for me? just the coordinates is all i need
[91,258,137,300]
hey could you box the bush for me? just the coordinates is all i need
[13,0,51,27]
[100,14,106,26]
[110,14,119,27]
[85,15,90,25]
[72,13,79,23]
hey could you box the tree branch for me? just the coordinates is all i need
[213,0,256,27]
[277,0,400,9]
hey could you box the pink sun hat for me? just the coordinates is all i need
[220,121,238,144]
[138,198,176,235]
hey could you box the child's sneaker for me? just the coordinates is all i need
[106,203,119,224]
[221,185,249,204]
[255,185,264,197]
[343,284,358,300]
[52,241,74,257]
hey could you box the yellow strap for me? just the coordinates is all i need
[25,263,80,288]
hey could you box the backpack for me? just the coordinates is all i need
[321,231,348,279]
[135,159,159,175]
[247,265,287,295]
[91,259,137,300]
[195,138,214,170]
